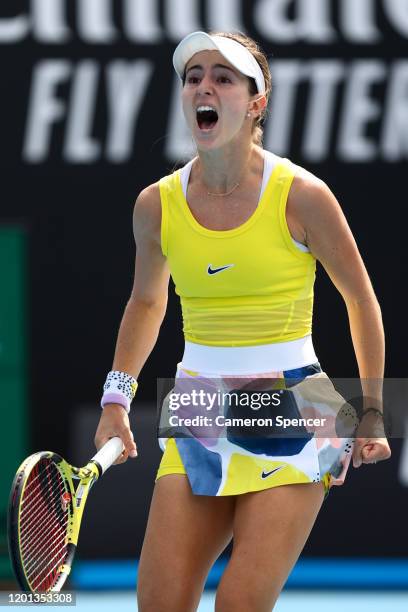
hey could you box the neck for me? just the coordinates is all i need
[196,139,258,195]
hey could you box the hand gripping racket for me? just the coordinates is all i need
[7,437,124,593]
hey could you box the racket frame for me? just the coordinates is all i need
[8,451,100,593]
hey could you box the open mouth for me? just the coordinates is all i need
[196,107,219,131]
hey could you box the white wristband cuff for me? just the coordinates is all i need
[101,371,138,413]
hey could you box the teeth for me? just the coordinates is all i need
[197,106,217,113]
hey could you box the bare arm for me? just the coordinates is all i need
[95,182,170,461]
[288,172,390,466]
[111,183,170,378]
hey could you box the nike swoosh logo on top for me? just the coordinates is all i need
[261,466,284,479]
[207,264,234,275]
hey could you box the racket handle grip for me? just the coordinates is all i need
[91,437,124,474]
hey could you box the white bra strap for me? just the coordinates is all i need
[180,159,194,198]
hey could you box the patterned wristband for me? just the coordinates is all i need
[101,371,138,413]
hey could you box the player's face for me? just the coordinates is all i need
[182,50,252,150]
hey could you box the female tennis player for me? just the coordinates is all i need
[95,31,391,611]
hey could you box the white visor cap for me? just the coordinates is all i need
[173,31,266,95]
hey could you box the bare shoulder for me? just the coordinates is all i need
[288,164,375,304]
[289,164,330,208]
[287,164,347,240]
[133,182,162,244]
[287,163,361,273]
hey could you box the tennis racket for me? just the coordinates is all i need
[7,437,124,593]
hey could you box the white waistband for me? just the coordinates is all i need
[181,336,318,375]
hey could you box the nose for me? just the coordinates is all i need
[197,72,213,95]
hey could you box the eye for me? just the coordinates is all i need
[186,75,200,84]
[217,75,232,83]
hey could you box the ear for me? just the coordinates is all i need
[249,95,267,117]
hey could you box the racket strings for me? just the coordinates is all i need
[23,518,68,573]
[20,462,67,548]
[21,504,68,551]
[25,533,69,584]
[20,466,62,506]
[24,462,68,591]
[20,503,67,551]
[20,470,63,533]
[19,459,71,591]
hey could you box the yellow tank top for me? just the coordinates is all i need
[159,155,316,347]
